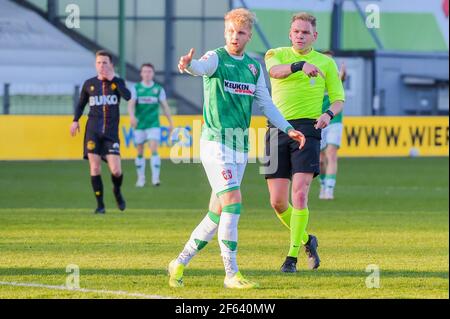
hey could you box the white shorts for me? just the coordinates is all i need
[200,139,248,196]
[321,123,343,151]
[134,128,161,145]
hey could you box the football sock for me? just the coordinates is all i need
[111,174,123,194]
[319,173,326,189]
[276,204,309,244]
[176,211,220,266]
[325,174,336,191]
[218,203,240,278]
[288,207,309,258]
[151,152,161,183]
[276,204,292,229]
[90,175,104,208]
[135,155,146,179]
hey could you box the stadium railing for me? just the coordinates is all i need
[1,83,178,115]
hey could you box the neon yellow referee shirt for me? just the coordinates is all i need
[265,47,345,120]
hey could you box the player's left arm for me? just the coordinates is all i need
[159,88,174,132]
[128,86,138,128]
[254,65,306,149]
[315,60,345,129]
[103,64,131,101]
[113,77,132,101]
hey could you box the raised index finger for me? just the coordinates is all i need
[187,48,195,60]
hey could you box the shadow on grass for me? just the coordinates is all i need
[0,268,448,279]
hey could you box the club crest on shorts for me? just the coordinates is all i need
[248,64,258,76]
[221,169,233,181]
[112,143,120,149]
[87,140,96,151]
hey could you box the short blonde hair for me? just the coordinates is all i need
[224,8,256,29]
[292,12,317,29]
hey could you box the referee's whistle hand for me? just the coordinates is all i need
[287,129,306,149]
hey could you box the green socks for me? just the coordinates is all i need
[319,174,326,188]
[288,207,310,258]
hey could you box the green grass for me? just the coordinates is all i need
[0,158,448,299]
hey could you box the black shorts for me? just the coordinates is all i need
[264,119,321,179]
[83,129,121,160]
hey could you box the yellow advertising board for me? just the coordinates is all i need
[340,117,448,157]
[0,115,447,160]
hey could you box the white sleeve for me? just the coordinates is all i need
[159,87,167,102]
[254,65,293,133]
[185,51,219,77]
[130,86,137,101]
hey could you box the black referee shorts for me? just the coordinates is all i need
[264,119,322,179]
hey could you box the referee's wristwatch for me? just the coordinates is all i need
[325,109,335,120]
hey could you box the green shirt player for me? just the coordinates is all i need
[128,63,173,187]
[264,13,345,273]
[168,8,306,289]
[319,51,347,200]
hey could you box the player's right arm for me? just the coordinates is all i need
[178,48,218,77]
[128,86,138,128]
[70,81,89,137]
[265,49,324,79]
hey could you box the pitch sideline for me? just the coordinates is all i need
[0,281,175,299]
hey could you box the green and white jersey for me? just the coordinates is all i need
[322,94,343,124]
[265,47,345,120]
[186,47,293,153]
[131,82,166,130]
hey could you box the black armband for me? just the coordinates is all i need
[325,109,335,120]
[290,61,306,73]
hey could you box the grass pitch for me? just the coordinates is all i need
[0,158,448,299]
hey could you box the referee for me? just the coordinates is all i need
[70,50,131,214]
[264,13,345,272]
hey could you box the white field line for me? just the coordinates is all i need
[0,281,174,299]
